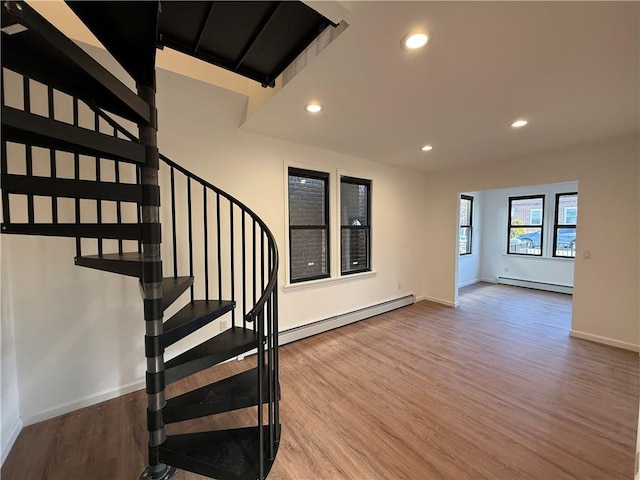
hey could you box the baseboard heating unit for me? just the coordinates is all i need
[279,294,415,346]
[497,276,573,295]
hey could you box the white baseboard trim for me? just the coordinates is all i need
[238,295,416,360]
[457,278,480,288]
[22,379,145,426]
[279,294,415,346]
[1,417,23,466]
[417,295,458,307]
[497,276,573,295]
[570,330,640,352]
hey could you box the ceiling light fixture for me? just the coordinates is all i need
[421,145,433,152]
[402,31,429,50]
[510,119,528,128]
[305,103,322,113]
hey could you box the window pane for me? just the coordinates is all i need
[558,195,578,225]
[460,198,471,226]
[341,181,368,226]
[290,229,328,281]
[459,226,471,254]
[555,227,576,257]
[510,197,543,226]
[341,228,369,273]
[509,227,542,255]
[288,174,326,226]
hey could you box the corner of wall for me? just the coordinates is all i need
[1,417,22,465]
[1,234,23,465]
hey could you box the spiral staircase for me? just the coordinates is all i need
[1,1,334,478]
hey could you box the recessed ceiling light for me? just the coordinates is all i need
[402,31,429,50]
[305,103,322,113]
[421,145,433,152]
[510,119,528,128]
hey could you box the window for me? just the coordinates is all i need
[508,195,544,256]
[288,168,329,282]
[340,176,371,275]
[553,192,577,258]
[459,195,473,255]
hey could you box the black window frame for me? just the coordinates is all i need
[552,192,578,258]
[507,194,545,257]
[287,167,330,283]
[459,195,473,255]
[340,175,371,276]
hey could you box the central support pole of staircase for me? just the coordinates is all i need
[138,76,174,480]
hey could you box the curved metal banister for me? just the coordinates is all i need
[159,153,279,322]
[92,106,279,323]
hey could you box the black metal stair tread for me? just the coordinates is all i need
[165,327,258,385]
[75,255,193,304]
[1,174,142,203]
[164,367,268,424]
[162,276,194,312]
[163,299,235,348]
[2,223,141,240]
[160,425,278,480]
[2,106,145,165]
[75,252,142,277]
[1,2,150,124]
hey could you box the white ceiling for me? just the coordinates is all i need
[242,1,640,172]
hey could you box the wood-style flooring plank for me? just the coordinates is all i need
[2,283,638,479]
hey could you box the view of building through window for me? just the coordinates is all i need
[341,177,371,274]
[508,195,544,256]
[507,193,578,257]
[459,195,473,255]
[288,168,329,282]
[554,193,578,257]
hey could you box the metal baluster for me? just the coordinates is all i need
[273,273,280,441]
[242,210,247,329]
[230,202,235,327]
[187,178,194,302]
[203,185,209,301]
[113,128,123,254]
[73,98,81,256]
[216,192,222,300]
[136,166,141,253]
[0,70,7,227]
[1,138,8,226]
[252,220,257,333]
[48,86,57,224]
[267,243,274,458]
[94,112,102,256]
[170,167,177,278]
[23,77,34,225]
[257,307,265,480]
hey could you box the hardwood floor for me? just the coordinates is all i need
[3,283,638,479]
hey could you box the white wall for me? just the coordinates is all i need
[156,68,427,332]
[424,134,640,350]
[1,46,428,427]
[478,182,577,286]
[457,191,483,288]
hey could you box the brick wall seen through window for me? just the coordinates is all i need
[288,168,329,282]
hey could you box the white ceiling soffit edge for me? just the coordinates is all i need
[305,1,354,24]
[244,19,349,121]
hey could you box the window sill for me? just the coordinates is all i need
[502,254,575,262]
[284,270,377,292]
